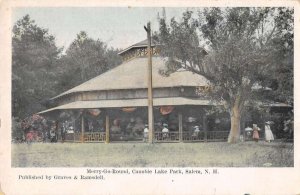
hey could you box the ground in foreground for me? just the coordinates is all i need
[12,142,293,167]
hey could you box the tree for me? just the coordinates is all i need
[12,15,122,139]
[59,31,122,89]
[12,15,62,119]
[157,8,293,143]
[267,8,294,105]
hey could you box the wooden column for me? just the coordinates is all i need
[105,115,110,144]
[73,119,75,142]
[203,115,207,142]
[81,115,85,143]
[178,112,183,142]
[145,22,154,143]
[55,120,59,142]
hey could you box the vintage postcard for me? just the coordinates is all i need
[0,0,299,194]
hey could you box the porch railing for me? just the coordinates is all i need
[84,132,106,142]
[155,132,180,142]
[206,131,229,141]
[64,132,81,142]
[64,132,106,142]
[182,131,205,142]
[154,131,230,142]
[63,131,230,143]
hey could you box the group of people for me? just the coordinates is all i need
[246,121,275,142]
[110,118,145,137]
[143,123,170,141]
[142,123,202,141]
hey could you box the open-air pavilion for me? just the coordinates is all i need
[38,40,291,143]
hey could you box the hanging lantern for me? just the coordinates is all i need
[88,109,101,116]
[160,106,174,115]
[121,107,137,112]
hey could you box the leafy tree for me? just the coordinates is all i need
[12,16,122,120]
[12,15,62,119]
[267,8,294,105]
[157,8,293,143]
[59,31,122,89]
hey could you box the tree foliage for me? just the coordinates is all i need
[59,31,122,89]
[267,8,294,104]
[157,8,293,143]
[12,15,62,118]
[12,15,122,121]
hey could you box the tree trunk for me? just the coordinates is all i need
[228,102,241,143]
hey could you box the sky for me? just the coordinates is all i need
[12,7,199,51]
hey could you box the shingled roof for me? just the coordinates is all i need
[52,56,210,99]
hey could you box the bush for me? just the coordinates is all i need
[12,117,23,141]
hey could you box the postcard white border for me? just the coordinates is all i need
[1,0,299,194]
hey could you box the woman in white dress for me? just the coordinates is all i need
[264,121,274,142]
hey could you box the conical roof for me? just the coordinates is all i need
[53,56,209,99]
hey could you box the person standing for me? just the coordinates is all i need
[252,124,260,142]
[162,123,169,139]
[50,130,56,142]
[143,124,149,142]
[264,121,274,142]
[192,126,200,139]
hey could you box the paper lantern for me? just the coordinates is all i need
[160,106,174,115]
[88,109,101,116]
[121,107,137,112]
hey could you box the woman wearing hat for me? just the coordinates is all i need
[264,121,274,142]
[252,124,260,142]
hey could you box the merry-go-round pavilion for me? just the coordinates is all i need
[38,39,291,143]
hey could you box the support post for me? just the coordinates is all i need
[105,115,110,144]
[55,120,59,142]
[203,115,207,142]
[145,22,154,143]
[73,120,75,142]
[178,112,183,142]
[81,115,85,143]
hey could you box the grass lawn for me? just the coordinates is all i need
[12,141,293,167]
